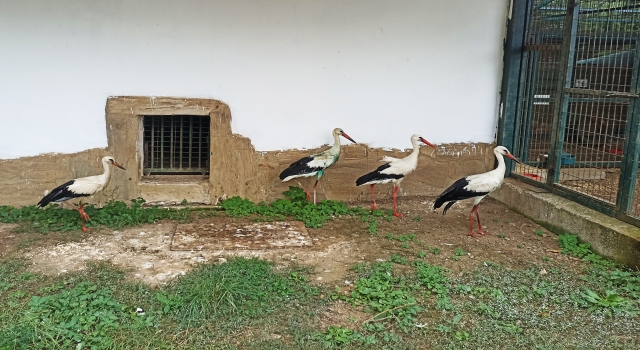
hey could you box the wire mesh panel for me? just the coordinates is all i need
[508,0,640,223]
[556,0,638,204]
[513,0,569,182]
[559,97,628,203]
[143,115,210,175]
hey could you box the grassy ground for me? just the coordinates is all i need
[1,191,639,349]
[0,233,639,349]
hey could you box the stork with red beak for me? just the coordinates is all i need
[279,128,356,204]
[37,156,126,232]
[433,146,521,237]
[356,134,436,217]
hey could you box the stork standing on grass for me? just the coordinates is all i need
[433,146,521,237]
[279,128,356,204]
[37,156,126,232]
[356,134,436,218]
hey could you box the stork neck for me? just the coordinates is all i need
[407,139,422,162]
[330,132,342,152]
[99,159,112,183]
[491,149,507,179]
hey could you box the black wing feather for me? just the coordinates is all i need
[355,163,404,186]
[279,156,324,180]
[433,177,489,213]
[37,180,90,207]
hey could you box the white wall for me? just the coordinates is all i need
[0,0,508,159]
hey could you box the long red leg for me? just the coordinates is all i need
[392,185,403,218]
[467,209,475,237]
[296,181,311,202]
[475,205,489,235]
[370,184,377,210]
[312,180,319,204]
[76,203,90,232]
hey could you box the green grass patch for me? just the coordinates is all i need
[221,186,391,228]
[0,198,191,233]
[164,257,318,326]
[558,234,615,268]
[0,257,323,349]
[341,262,421,331]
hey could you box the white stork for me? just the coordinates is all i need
[433,146,521,237]
[356,134,436,217]
[279,128,356,204]
[37,156,126,232]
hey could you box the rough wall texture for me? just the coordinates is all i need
[0,97,496,207]
[0,149,122,207]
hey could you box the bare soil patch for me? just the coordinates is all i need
[0,196,578,288]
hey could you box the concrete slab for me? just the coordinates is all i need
[491,178,640,269]
[171,221,312,251]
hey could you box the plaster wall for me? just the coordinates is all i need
[0,0,508,159]
[0,97,496,207]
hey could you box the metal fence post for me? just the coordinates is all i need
[617,43,640,214]
[547,0,580,185]
[498,0,528,175]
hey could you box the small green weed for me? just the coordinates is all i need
[343,262,421,330]
[454,248,466,256]
[412,261,449,297]
[313,326,358,346]
[367,218,379,235]
[593,269,640,300]
[558,234,592,258]
[393,234,416,242]
[390,254,408,265]
[558,234,615,268]
[429,247,441,255]
[434,314,466,337]
[494,320,523,334]
[575,288,638,315]
[535,229,545,236]
[533,281,554,297]
[417,251,426,258]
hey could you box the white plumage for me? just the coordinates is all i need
[37,156,126,231]
[356,134,436,217]
[433,146,521,237]
[279,128,356,203]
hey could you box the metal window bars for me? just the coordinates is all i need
[502,0,640,226]
[143,115,210,175]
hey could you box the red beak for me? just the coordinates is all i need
[419,137,437,148]
[341,133,357,144]
[113,161,126,170]
[505,153,521,164]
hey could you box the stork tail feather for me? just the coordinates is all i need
[442,201,456,215]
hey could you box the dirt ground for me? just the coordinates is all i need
[0,196,575,293]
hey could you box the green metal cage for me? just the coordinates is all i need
[499,0,640,226]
